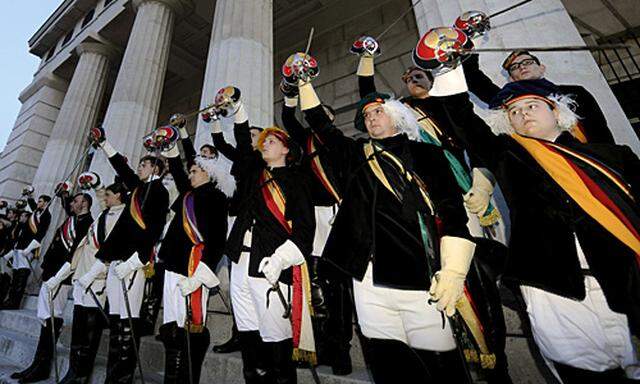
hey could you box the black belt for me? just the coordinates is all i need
[581,268,592,276]
[242,245,251,252]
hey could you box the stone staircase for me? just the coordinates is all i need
[0,287,556,383]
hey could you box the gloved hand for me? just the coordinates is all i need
[54,181,73,197]
[178,263,220,296]
[23,239,41,255]
[78,172,102,191]
[89,126,106,148]
[463,168,494,215]
[280,79,299,98]
[429,236,475,317]
[76,260,107,290]
[44,262,72,293]
[21,186,34,197]
[454,10,491,40]
[258,240,305,285]
[161,144,180,158]
[350,35,381,57]
[169,113,187,129]
[114,253,144,280]
[214,86,242,115]
[282,52,319,86]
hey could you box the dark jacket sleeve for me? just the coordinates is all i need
[35,211,51,242]
[564,85,615,145]
[27,198,37,212]
[286,173,316,258]
[358,75,377,99]
[211,132,238,162]
[167,156,190,195]
[201,191,229,269]
[234,121,253,155]
[60,194,73,216]
[437,92,506,172]
[461,54,501,105]
[181,137,197,160]
[281,105,307,147]
[108,153,142,191]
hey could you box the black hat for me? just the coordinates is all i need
[354,92,391,132]
[489,78,560,109]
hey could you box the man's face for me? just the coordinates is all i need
[404,69,431,98]
[189,164,210,188]
[260,135,289,164]
[250,129,261,151]
[104,190,122,208]
[507,98,560,140]
[19,212,29,223]
[200,147,215,159]
[72,195,86,214]
[507,55,545,81]
[137,160,157,181]
[36,198,47,210]
[363,104,397,139]
[7,211,16,221]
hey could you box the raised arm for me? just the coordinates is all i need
[461,54,501,105]
[165,150,190,195]
[352,36,379,98]
[281,97,308,146]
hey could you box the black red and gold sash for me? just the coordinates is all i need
[259,169,317,364]
[130,187,146,230]
[182,191,205,332]
[306,134,341,203]
[512,134,640,260]
[571,121,588,144]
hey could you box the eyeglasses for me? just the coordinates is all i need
[507,58,538,73]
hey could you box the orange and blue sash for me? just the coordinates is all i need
[130,187,146,230]
[183,191,205,332]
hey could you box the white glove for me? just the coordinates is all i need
[258,240,305,285]
[210,118,223,134]
[44,262,72,292]
[234,102,248,125]
[101,140,117,158]
[178,127,189,139]
[284,96,299,108]
[23,239,41,255]
[298,81,321,111]
[161,145,180,158]
[429,236,476,317]
[114,253,144,280]
[429,66,468,97]
[463,168,494,215]
[357,56,374,77]
[76,260,107,290]
[178,263,220,296]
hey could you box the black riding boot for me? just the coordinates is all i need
[105,319,141,384]
[104,315,121,381]
[12,317,63,383]
[415,348,472,383]
[554,361,636,384]
[60,306,106,384]
[238,331,269,384]
[4,268,30,309]
[0,272,11,306]
[189,327,210,384]
[267,338,297,384]
[363,338,428,384]
[324,260,353,376]
[160,323,187,384]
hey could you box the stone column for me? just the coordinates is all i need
[194,0,273,149]
[90,0,189,182]
[412,0,640,152]
[0,75,68,201]
[31,42,117,195]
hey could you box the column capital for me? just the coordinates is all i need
[76,41,120,63]
[131,0,193,16]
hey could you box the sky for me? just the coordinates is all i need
[0,1,62,151]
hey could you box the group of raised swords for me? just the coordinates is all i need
[1,1,639,384]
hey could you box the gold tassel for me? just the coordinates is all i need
[143,263,155,278]
[292,348,317,365]
[479,208,501,227]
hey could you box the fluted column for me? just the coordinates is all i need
[31,42,117,195]
[412,0,639,152]
[194,0,273,149]
[90,0,188,181]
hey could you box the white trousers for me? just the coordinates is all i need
[353,263,455,351]
[162,270,210,328]
[36,284,71,323]
[106,262,145,318]
[312,206,334,256]
[72,278,107,308]
[230,230,292,342]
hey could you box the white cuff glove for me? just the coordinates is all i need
[463,168,495,215]
[258,240,305,285]
[298,81,321,111]
[161,145,180,158]
[429,66,469,97]
[101,141,117,158]
[44,262,72,292]
[76,260,107,290]
[429,236,476,317]
[23,239,41,255]
[114,253,145,280]
[177,263,220,296]
[211,119,223,134]
[357,55,374,77]
[179,127,189,139]
[284,96,299,108]
[234,103,248,125]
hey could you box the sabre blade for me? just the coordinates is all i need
[489,0,535,19]
[304,27,315,56]
[376,0,422,41]
[464,44,630,53]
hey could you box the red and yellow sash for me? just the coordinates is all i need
[130,187,146,230]
[571,121,588,144]
[512,134,640,259]
[259,169,317,364]
[307,135,341,203]
[182,191,205,332]
[28,212,39,235]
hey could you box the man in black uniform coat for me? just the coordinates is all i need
[296,63,477,383]
[158,131,229,384]
[89,127,169,384]
[427,60,640,382]
[11,192,93,383]
[0,207,19,304]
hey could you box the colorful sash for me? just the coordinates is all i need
[409,104,500,226]
[60,216,76,252]
[130,187,146,230]
[259,169,317,364]
[571,121,588,143]
[307,135,341,203]
[182,191,205,332]
[89,221,100,250]
[512,134,640,259]
[28,211,40,235]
